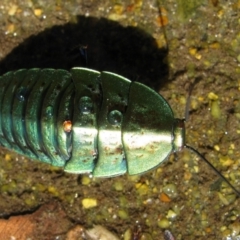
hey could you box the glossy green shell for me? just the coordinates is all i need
[0,68,184,177]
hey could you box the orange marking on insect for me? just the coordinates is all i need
[63,120,72,133]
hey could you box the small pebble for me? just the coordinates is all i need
[164,230,175,240]
[82,198,98,209]
[214,145,220,151]
[81,175,91,185]
[8,4,18,16]
[140,232,153,240]
[237,54,240,62]
[166,210,177,220]
[5,154,12,161]
[6,24,15,34]
[218,192,235,206]
[189,47,197,55]
[209,42,220,49]
[113,181,124,191]
[113,4,124,15]
[135,183,149,195]
[162,184,178,199]
[210,100,221,118]
[219,155,234,167]
[48,186,59,196]
[86,225,120,240]
[208,92,219,100]
[156,15,168,27]
[158,218,170,228]
[34,8,43,17]
[66,225,85,240]
[118,209,129,220]
[229,221,240,236]
[123,228,132,240]
[159,192,171,202]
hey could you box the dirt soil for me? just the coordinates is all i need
[0,0,240,239]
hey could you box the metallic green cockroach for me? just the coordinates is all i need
[0,67,239,196]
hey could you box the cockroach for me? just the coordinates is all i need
[0,67,239,196]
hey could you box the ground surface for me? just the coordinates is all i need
[0,0,240,239]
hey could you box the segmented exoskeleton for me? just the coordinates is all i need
[0,67,240,197]
[0,67,183,177]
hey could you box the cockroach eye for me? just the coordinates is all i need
[0,67,239,197]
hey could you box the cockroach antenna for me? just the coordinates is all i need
[1,67,239,196]
[183,79,240,197]
[185,145,240,197]
[155,0,240,198]
[156,0,169,51]
[0,1,239,196]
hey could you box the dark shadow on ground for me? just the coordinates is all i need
[0,15,169,90]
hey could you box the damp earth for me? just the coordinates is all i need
[0,0,240,239]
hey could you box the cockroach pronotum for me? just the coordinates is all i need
[0,67,239,197]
